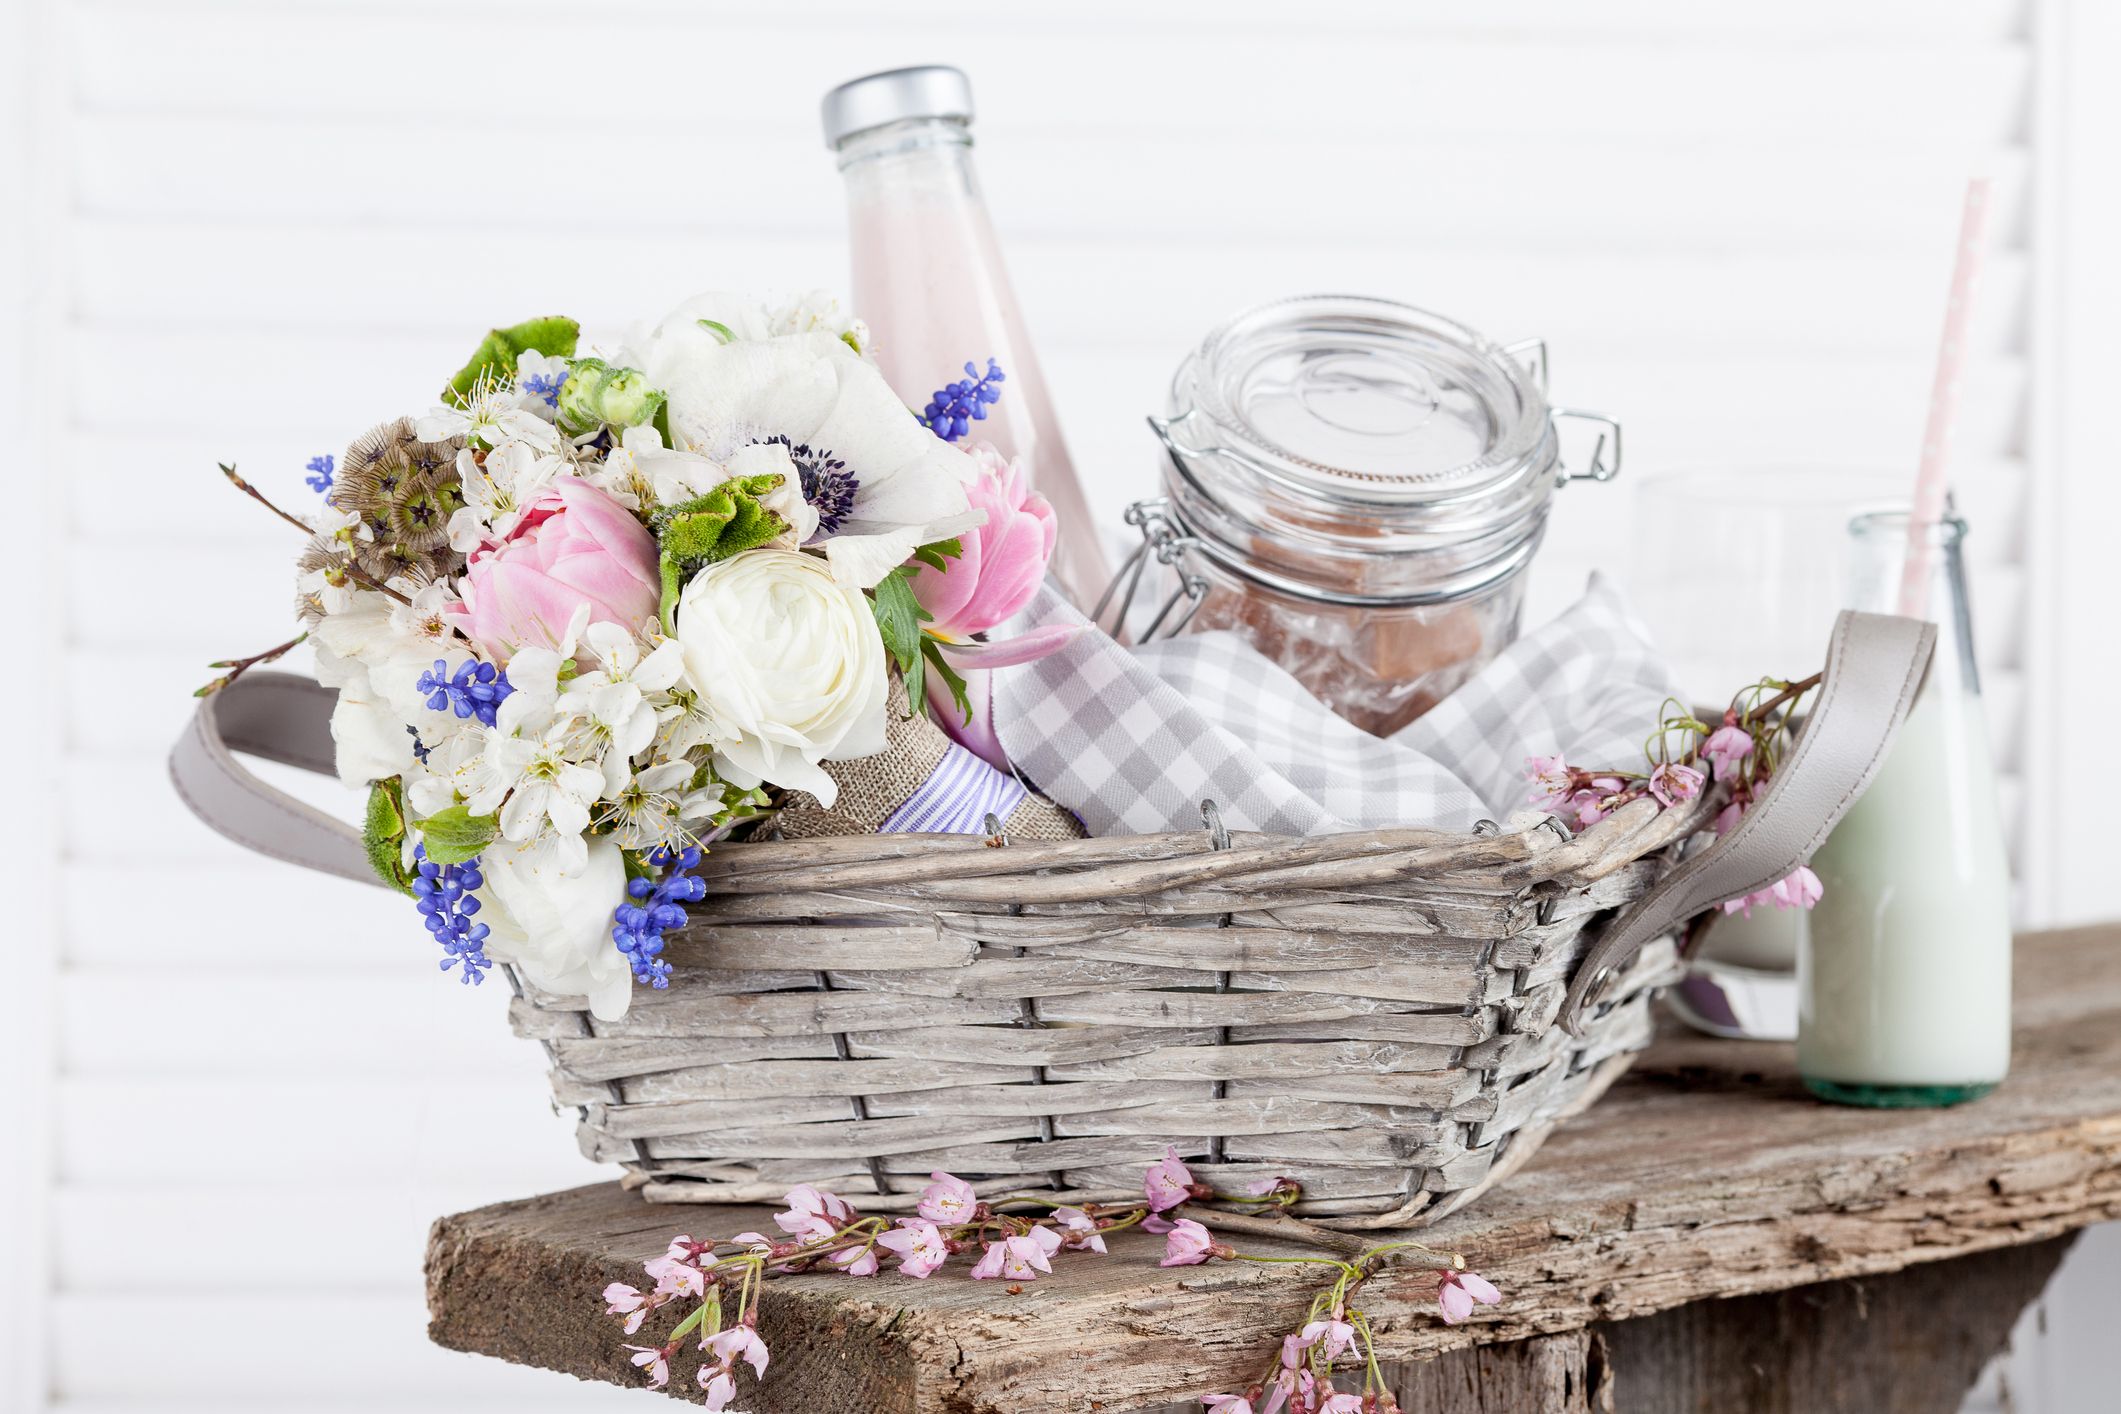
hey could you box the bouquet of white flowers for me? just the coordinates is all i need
[204,291,1072,1019]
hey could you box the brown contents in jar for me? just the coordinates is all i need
[1191,582,1493,737]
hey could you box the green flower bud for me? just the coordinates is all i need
[556,358,667,438]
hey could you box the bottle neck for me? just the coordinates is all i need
[1844,510,1980,696]
[833,117,981,199]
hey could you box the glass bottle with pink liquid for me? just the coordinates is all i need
[820,65,1110,608]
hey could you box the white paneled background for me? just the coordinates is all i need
[4,1,2117,1411]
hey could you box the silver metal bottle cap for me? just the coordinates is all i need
[819,65,974,148]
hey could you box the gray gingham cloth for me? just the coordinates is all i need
[993,573,1681,837]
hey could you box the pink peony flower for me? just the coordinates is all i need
[446,477,659,660]
[1437,1269,1502,1325]
[1051,1206,1108,1254]
[917,1171,979,1224]
[1161,1218,1225,1267]
[969,1240,1008,1280]
[626,1344,672,1388]
[909,446,1055,637]
[1299,1316,1357,1361]
[877,1218,950,1278]
[704,1326,770,1380]
[1648,761,1706,808]
[1144,1146,1198,1213]
[1702,724,1755,782]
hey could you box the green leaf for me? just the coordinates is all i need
[417,804,499,866]
[908,537,963,573]
[921,636,973,725]
[652,473,793,633]
[696,318,735,344]
[869,565,928,675]
[362,778,416,895]
[555,357,667,438]
[442,316,579,406]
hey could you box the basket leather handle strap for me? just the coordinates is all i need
[1558,609,1937,1036]
[168,670,384,888]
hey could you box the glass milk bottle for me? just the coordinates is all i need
[1798,509,2013,1105]
[821,65,1111,607]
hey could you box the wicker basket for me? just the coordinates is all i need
[171,612,1935,1229]
[516,796,1706,1228]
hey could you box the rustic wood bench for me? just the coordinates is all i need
[425,924,2121,1411]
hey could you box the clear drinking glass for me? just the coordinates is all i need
[1797,509,2013,1106]
[825,68,1110,607]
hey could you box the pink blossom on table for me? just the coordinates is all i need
[445,477,660,661]
[1201,1395,1257,1414]
[1702,723,1756,782]
[1051,1205,1108,1253]
[1299,1315,1357,1361]
[1162,1217,1231,1267]
[773,1184,854,1242]
[704,1326,771,1380]
[969,1240,1009,1280]
[699,1368,737,1410]
[1437,1269,1503,1325]
[917,1170,979,1224]
[997,1229,1061,1280]
[1144,1146,1199,1212]
[1648,760,1706,808]
[1142,1213,1175,1234]
[602,1282,649,1335]
[643,1252,707,1299]
[626,1344,672,1388]
[831,1244,881,1276]
[877,1218,951,1278]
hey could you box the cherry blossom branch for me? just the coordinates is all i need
[195,631,307,697]
[219,461,415,607]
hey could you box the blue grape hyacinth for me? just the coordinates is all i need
[922,358,1006,442]
[611,845,707,989]
[412,844,492,985]
[417,658,514,727]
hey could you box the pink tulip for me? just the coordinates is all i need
[910,447,1055,637]
[447,477,659,661]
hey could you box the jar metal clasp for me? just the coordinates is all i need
[1091,497,1208,644]
[1551,407,1623,484]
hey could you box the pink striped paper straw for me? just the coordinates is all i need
[1897,177,1992,619]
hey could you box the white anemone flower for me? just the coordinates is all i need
[627,293,983,589]
[478,835,634,1020]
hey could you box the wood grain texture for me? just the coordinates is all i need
[428,924,2121,1413]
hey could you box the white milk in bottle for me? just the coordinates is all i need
[1798,509,2012,1105]
[821,66,1111,608]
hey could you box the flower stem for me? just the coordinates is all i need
[196,631,308,696]
[220,461,415,607]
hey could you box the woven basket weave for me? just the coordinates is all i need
[513,792,1710,1229]
[171,610,1933,1231]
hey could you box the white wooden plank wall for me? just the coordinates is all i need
[9,0,2094,1409]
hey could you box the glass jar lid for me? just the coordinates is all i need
[1154,295,1597,606]
[1172,294,1552,505]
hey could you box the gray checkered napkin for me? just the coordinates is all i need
[992,573,1680,837]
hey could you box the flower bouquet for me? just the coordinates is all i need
[205,291,1071,1020]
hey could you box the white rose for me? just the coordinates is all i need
[480,834,634,1021]
[674,548,888,808]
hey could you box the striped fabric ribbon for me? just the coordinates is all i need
[879,742,1028,835]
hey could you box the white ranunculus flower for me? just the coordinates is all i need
[674,548,888,808]
[479,834,634,1020]
[626,293,983,589]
